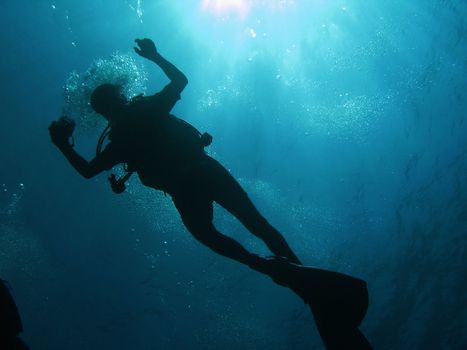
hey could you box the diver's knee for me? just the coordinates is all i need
[183,221,214,243]
[249,216,274,237]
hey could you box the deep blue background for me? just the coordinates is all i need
[1,1,466,349]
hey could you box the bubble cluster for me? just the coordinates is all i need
[62,52,148,133]
[196,75,243,112]
[0,183,28,272]
[300,93,393,142]
[128,0,144,22]
[0,183,25,223]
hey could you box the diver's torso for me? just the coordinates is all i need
[110,98,207,193]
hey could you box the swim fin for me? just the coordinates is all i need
[267,258,372,349]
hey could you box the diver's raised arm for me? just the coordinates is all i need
[134,38,188,90]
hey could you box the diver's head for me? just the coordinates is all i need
[90,83,127,120]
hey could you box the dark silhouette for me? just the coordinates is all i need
[0,279,29,350]
[49,38,371,349]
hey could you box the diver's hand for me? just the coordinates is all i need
[108,174,126,194]
[49,116,75,148]
[200,132,213,147]
[134,38,158,61]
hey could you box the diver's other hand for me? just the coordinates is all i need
[134,38,158,60]
[48,116,75,148]
[108,174,126,194]
[200,132,213,147]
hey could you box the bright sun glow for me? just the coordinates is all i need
[201,0,252,18]
[201,0,297,19]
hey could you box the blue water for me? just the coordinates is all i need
[1,1,466,349]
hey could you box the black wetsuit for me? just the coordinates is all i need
[81,81,300,267]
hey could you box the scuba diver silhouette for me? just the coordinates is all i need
[49,38,371,349]
[50,38,300,277]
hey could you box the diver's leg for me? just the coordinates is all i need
[172,193,263,269]
[206,158,302,265]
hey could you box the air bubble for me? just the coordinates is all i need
[63,52,148,132]
[249,28,257,38]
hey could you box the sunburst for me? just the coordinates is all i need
[201,0,252,18]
